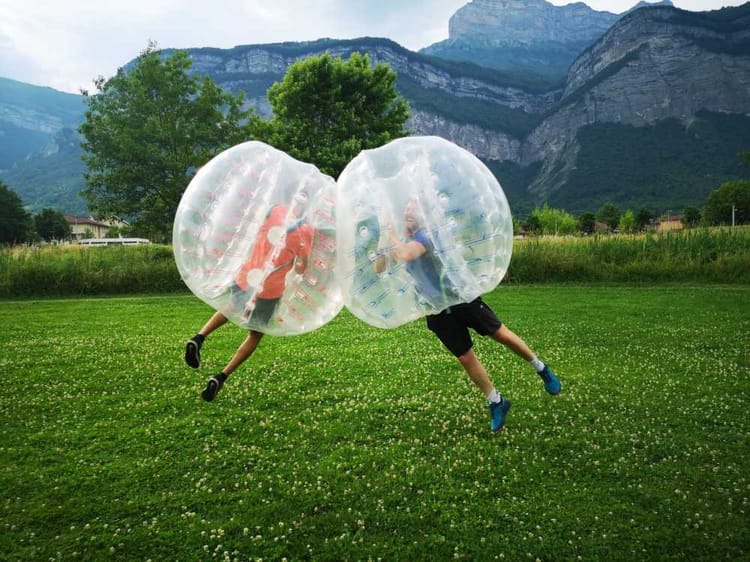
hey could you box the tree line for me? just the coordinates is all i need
[519,168,750,237]
[4,174,746,245]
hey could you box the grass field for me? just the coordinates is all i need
[2,286,749,561]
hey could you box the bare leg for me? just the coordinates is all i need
[490,324,535,361]
[186,311,230,369]
[457,348,494,397]
[198,311,229,338]
[491,324,560,395]
[199,327,264,402]
[457,343,515,430]
[221,330,264,376]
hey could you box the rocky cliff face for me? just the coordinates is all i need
[191,3,750,165]
[421,0,674,84]
[448,0,619,45]
[565,7,750,98]
[408,109,522,161]
[0,77,84,134]
[524,5,750,194]
[0,104,66,134]
[182,40,549,164]
[183,40,554,117]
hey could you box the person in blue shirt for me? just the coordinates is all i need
[376,200,560,432]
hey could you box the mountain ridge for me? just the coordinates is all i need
[420,0,674,82]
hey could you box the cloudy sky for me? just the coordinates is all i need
[0,0,744,94]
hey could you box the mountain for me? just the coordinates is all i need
[420,0,673,86]
[0,77,88,213]
[527,4,750,210]
[2,1,748,216]
[169,3,749,213]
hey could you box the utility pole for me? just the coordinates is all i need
[732,204,736,227]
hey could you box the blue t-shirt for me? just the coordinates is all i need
[406,229,444,303]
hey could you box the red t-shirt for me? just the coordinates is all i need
[235,206,314,298]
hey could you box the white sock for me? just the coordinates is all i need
[487,389,502,404]
[529,356,545,373]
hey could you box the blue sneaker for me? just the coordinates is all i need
[538,365,561,395]
[489,399,511,432]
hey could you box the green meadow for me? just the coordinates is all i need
[2,285,748,561]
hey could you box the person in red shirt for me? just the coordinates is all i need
[185,192,313,402]
[235,205,313,306]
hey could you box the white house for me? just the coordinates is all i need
[64,215,129,240]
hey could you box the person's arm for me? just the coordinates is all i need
[293,225,314,274]
[374,240,426,273]
[392,240,426,262]
[392,226,428,263]
[294,254,307,274]
[374,254,387,274]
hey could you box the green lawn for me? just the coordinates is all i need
[2,286,749,561]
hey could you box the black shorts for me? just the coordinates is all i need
[250,297,280,327]
[426,296,502,357]
[229,284,279,328]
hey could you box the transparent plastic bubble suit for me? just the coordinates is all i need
[336,136,513,329]
[173,141,342,336]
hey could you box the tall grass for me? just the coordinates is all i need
[0,244,184,297]
[508,227,750,283]
[0,227,748,298]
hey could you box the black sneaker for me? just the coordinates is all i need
[201,376,224,402]
[185,338,202,369]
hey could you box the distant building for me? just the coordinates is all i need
[64,215,129,240]
[655,215,683,232]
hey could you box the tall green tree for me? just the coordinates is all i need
[79,43,261,241]
[577,212,596,235]
[635,208,655,231]
[34,208,72,241]
[619,209,637,234]
[529,204,577,235]
[266,52,410,177]
[681,207,701,228]
[0,181,35,244]
[522,213,541,235]
[597,203,621,231]
[703,152,750,226]
[703,181,749,225]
